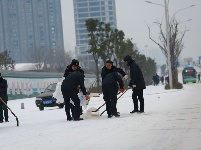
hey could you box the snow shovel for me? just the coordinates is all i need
[0,97,19,126]
[100,88,128,116]
[91,91,122,113]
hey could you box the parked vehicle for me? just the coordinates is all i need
[35,83,64,111]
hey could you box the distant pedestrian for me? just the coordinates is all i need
[123,55,146,113]
[0,73,9,123]
[161,76,164,85]
[198,74,200,83]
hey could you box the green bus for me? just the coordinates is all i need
[182,66,197,84]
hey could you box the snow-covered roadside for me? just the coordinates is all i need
[0,82,201,150]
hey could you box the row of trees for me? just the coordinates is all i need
[85,18,157,90]
[32,49,72,72]
[0,49,73,72]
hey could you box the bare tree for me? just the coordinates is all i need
[147,18,188,85]
[32,47,50,70]
[54,50,73,72]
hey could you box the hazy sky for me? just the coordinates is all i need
[61,0,201,61]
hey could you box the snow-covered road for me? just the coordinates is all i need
[1,80,201,150]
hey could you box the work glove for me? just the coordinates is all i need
[132,85,136,88]
[122,75,128,81]
[120,88,125,93]
[85,94,90,100]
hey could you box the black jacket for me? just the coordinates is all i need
[0,77,8,101]
[63,65,81,78]
[61,71,87,95]
[124,55,146,89]
[101,66,126,80]
[102,72,124,89]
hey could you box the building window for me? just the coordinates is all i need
[109,11,113,15]
[90,12,100,17]
[101,1,105,5]
[109,6,113,10]
[78,13,88,18]
[78,8,88,13]
[89,7,100,12]
[89,2,99,6]
[77,3,88,7]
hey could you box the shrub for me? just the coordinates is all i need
[174,82,183,89]
[164,82,183,90]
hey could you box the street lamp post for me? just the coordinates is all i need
[146,0,173,88]
[164,0,173,89]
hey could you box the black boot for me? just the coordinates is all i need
[108,115,112,118]
[73,118,84,121]
[130,110,139,113]
[67,116,73,121]
[112,112,120,117]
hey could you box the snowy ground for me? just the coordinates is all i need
[1,70,201,150]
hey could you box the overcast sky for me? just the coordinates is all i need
[61,0,201,61]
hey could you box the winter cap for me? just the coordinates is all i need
[106,60,113,64]
[124,55,134,66]
[124,55,132,62]
[71,59,79,67]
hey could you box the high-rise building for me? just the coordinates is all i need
[0,0,64,63]
[73,0,117,68]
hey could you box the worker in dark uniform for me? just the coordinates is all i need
[124,55,146,113]
[102,71,124,118]
[63,59,83,115]
[61,70,89,121]
[0,73,9,123]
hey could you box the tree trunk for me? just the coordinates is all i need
[172,66,178,87]
[95,58,100,93]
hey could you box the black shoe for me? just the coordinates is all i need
[138,111,144,113]
[108,115,112,118]
[73,118,84,121]
[5,120,9,122]
[112,113,120,117]
[67,116,73,121]
[130,110,139,113]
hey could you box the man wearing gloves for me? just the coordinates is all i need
[123,55,146,113]
[61,69,89,121]
[102,70,124,118]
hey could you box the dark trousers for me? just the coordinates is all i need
[61,90,81,119]
[102,84,118,115]
[132,89,144,111]
[0,101,8,121]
